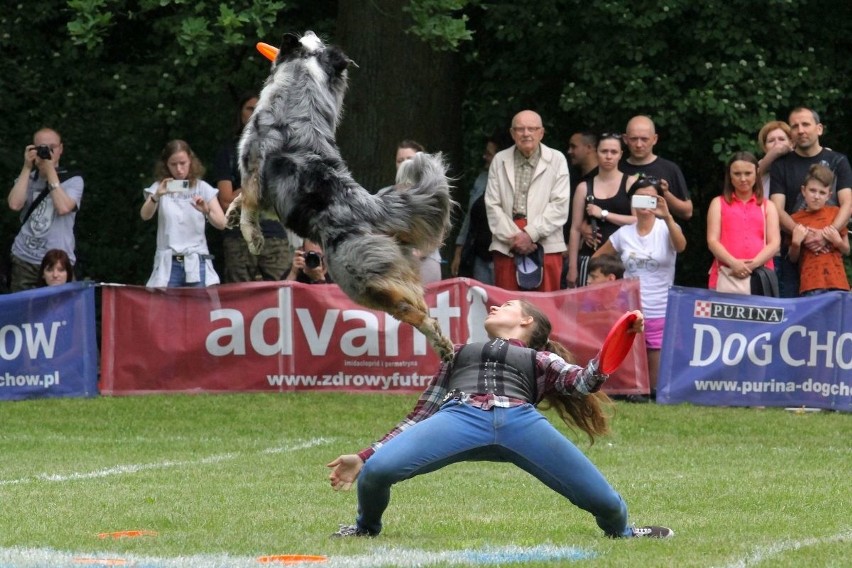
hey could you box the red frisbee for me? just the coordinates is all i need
[599,312,639,374]
[257,555,328,564]
[256,42,279,62]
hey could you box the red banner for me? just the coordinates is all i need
[100,278,647,395]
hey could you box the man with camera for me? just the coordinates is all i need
[284,238,333,284]
[6,127,84,292]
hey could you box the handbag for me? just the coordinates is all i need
[751,266,780,297]
[717,265,752,294]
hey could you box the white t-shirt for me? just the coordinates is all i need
[607,218,677,319]
[144,180,220,287]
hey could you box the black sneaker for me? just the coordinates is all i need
[331,524,374,538]
[632,525,674,538]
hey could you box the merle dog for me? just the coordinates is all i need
[232,31,454,360]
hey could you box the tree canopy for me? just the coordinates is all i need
[2,0,850,288]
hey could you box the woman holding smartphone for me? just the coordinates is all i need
[140,139,227,287]
[592,177,686,399]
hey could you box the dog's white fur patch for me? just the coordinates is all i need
[300,30,323,52]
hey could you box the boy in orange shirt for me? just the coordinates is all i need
[789,164,850,295]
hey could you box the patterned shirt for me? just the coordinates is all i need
[357,338,605,462]
[512,146,540,218]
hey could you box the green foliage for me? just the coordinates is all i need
[0,393,849,566]
[2,1,852,288]
[405,0,475,50]
[0,0,334,286]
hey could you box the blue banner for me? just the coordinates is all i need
[657,286,851,411]
[0,282,98,400]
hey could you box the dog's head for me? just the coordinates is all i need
[264,32,351,125]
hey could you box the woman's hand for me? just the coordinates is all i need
[154,179,170,200]
[565,265,578,288]
[585,202,602,220]
[627,310,645,334]
[191,195,209,216]
[728,259,752,279]
[580,219,596,248]
[326,454,364,491]
[653,194,672,220]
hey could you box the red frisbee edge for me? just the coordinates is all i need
[599,312,639,375]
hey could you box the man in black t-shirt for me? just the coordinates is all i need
[769,107,852,297]
[620,116,693,221]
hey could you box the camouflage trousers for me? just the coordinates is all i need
[222,235,291,283]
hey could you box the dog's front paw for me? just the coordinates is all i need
[225,197,243,229]
[225,208,241,229]
[247,233,265,255]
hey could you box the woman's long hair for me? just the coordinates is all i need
[154,139,205,186]
[519,299,613,443]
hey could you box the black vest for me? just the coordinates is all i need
[447,339,537,402]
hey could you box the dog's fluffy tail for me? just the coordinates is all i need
[375,152,454,252]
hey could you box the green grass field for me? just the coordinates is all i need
[0,392,849,567]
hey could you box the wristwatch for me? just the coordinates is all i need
[600,209,609,220]
[48,181,60,192]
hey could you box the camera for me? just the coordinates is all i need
[35,145,52,160]
[304,251,323,269]
[166,179,189,192]
[631,195,658,209]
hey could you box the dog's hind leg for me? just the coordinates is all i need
[368,280,454,362]
[236,167,265,255]
[417,317,455,362]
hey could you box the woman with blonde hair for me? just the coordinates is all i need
[756,120,793,194]
[327,299,673,539]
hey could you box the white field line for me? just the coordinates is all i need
[0,544,596,568]
[0,437,331,487]
[717,528,852,568]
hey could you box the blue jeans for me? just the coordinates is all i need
[774,253,800,299]
[355,402,631,537]
[167,258,206,288]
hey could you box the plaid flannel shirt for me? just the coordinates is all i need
[357,339,605,462]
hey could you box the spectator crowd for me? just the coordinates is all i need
[6,106,851,401]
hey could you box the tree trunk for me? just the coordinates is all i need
[335,1,464,193]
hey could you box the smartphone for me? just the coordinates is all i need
[166,179,189,192]
[631,194,657,209]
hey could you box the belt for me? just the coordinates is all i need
[173,255,185,263]
[442,388,466,404]
[512,213,526,220]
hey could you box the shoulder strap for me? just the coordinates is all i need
[21,186,51,225]
[57,168,82,183]
[20,169,82,225]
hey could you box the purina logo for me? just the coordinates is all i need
[693,300,784,323]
